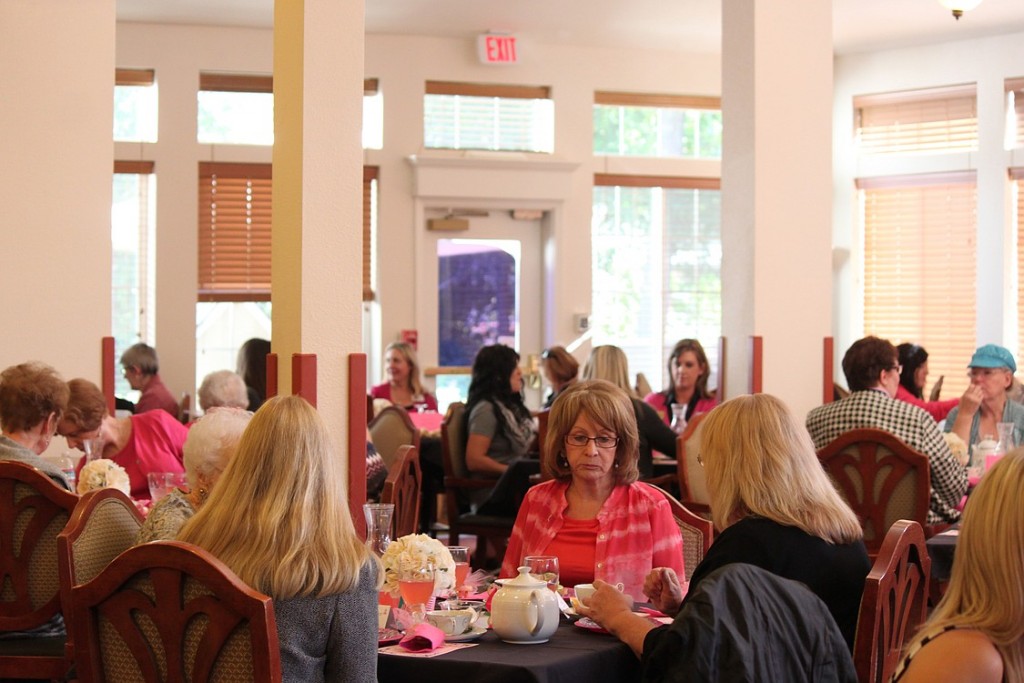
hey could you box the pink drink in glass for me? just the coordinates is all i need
[398,579,434,608]
[454,561,470,588]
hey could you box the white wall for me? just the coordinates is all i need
[833,31,1024,376]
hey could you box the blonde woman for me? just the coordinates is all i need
[582,345,676,478]
[581,393,869,658]
[178,395,381,682]
[895,450,1024,682]
[371,342,438,412]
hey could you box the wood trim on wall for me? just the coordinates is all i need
[115,68,155,87]
[199,72,273,94]
[114,160,155,175]
[594,173,721,190]
[425,80,550,100]
[594,91,720,110]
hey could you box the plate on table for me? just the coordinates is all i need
[574,617,610,634]
[445,626,487,642]
[378,628,403,646]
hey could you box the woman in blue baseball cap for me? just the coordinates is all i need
[944,344,1024,449]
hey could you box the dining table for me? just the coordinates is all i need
[925,524,959,582]
[378,617,642,683]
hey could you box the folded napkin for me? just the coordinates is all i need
[399,623,446,652]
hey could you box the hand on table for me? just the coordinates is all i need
[643,567,683,615]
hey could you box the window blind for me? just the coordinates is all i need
[363,166,378,302]
[594,91,720,110]
[197,162,272,302]
[859,173,977,397]
[199,72,272,94]
[115,69,155,87]
[1014,168,1024,356]
[854,84,977,155]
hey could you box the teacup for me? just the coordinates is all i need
[425,609,476,636]
[573,581,625,606]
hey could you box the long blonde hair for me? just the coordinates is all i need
[702,393,862,544]
[178,395,380,599]
[904,450,1024,679]
[581,345,638,399]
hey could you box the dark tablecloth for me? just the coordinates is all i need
[926,526,959,582]
[378,618,641,683]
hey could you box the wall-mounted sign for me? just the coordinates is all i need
[477,33,518,65]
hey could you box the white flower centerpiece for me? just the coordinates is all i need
[77,458,131,496]
[380,533,456,601]
[944,432,969,467]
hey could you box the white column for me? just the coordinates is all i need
[720,0,834,417]
[273,0,365,467]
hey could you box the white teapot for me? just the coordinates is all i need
[490,566,559,644]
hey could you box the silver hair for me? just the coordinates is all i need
[198,370,249,412]
[182,407,253,491]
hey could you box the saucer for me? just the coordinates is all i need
[574,617,610,634]
[378,627,403,646]
[445,625,487,642]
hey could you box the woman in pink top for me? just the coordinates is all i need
[644,339,718,426]
[59,378,186,500]
[370,342,438,412]
[501,379,684,598]
[896,343,958,422]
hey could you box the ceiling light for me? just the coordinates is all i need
[938,0,983,20]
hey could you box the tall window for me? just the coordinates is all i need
[854,84,977,156]
[114,68,158,142]
[591,175,722,392]
[593,92,721,159]
[424,81,554,153]
[1014,169,1024,354]
[112,161,156,399]
[363,78,384,150]
[859,174,977,398]
[363,166,378,301]
[197,73,274,145]
[1006,78,1024,150]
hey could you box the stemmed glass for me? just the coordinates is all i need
[398,565,435,624]
[523,555,560,592]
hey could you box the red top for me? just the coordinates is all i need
[894,384,959,422]
[543,517,600,587]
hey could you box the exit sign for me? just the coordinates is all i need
[477,34,518,65]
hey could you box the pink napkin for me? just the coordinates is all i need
[398,623,446,652]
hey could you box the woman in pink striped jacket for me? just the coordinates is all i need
[500,380,684,599]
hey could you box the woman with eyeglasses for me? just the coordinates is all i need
[500,380,683,597]
[945,344,1024,448]
[539,345,579,409]
[895,343,958,421]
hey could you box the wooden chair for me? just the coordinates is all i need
[676,412,711,516]
[71,540,281,683]
[535,408,550,463]
[817,429,931,556]
[0,461,78,681]
[381,444,422,537]
[649,485,713,582]
[179,393,192,424]
[56,487,144,663]
[369,405,421,472]
[441,402,513,567]
[852,520,930,683]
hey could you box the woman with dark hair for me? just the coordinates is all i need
[236,338,271,411]
[896,343,958,421]
[644,339,718,426]
[540,345,579,409]
[464,344,535,477]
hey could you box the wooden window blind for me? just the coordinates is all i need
[425,81,550,100]
[594,173,720,190]
[115,69,155,87]
[1006,78,1024,149]
[854,85,977,155]
[199,72,273,94]
[198,162,272,302]
[363,166,378,302]
[859,173,977,397]
[1014,168,1024,354]
[594,91,720,110]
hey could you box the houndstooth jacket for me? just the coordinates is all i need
[806,388,967,524]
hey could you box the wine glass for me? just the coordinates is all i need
[398,565,435,623]
[523,555,560,592]
[448,546,470,592]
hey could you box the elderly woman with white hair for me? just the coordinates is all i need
[136,407,252,543]
[198,369,250,413]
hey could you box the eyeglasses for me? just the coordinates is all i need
[565,433,618,449]
[968,367,1006,378]
[541,348,552,360]
[889,364,903,374]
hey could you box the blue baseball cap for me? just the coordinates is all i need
[968,344,1016,373]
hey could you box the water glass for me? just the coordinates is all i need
[59,451,79,489]
[523,555,560,592]
[147,472,187,503]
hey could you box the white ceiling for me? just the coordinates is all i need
[115,0,1024,56]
